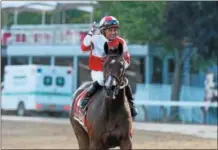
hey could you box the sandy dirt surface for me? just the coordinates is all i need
[1,120,217,149]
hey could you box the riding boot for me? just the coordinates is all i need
[125,84,138,117]
[80,81,101,111]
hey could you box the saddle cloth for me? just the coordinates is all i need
[73,88,88,129]
[73,87,99,131]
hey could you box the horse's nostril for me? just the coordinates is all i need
[111,85,116,90]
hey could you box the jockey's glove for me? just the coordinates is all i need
[88,22,97,36]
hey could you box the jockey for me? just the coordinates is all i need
[80,16,138,117]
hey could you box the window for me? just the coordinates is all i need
[44,76,52,86]
[55,57,73,66]
[152,56,163,83]
[168,58,175,73]
[33,57,50,65]
[1,57,7,81]
[11,56,28,65]
[56,76,65,87]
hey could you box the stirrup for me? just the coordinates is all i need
[81,105,88,115]
[83,104,88,111]
[80,100,88,111]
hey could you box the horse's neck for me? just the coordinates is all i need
[114,88,126,106]
[105,88,126,115]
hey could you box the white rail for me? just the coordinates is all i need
[136,100,217,108]
[135,100,217,124]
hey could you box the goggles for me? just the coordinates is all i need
[104,20,119,27]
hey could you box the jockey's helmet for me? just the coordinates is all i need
[99,16,119,32]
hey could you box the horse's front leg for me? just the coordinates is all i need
[89,140,101,150]
[120,136,132,150]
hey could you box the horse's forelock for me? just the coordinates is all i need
[105,55,121,63]
[105,55,124,68]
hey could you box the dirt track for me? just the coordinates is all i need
[2,120,217,149]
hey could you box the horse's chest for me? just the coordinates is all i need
[101,123,129,147]
[105,121,129,137]
[104,112,131,135]
[107,123,121,132]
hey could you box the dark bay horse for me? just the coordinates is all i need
[70,42,133,149]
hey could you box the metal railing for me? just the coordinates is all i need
[135,100,217,124]
[2,24,90,45]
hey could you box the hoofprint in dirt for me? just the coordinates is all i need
[2,119,217,149]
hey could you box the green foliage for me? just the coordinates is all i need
[65,9,91,23]
[18,12,46,24]
[161,1,218,104]
[162,1,218,59]
[191,52,217,73]
[93,1,166,44]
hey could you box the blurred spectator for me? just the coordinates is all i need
[204,72,217,102]
[212,82,218,102]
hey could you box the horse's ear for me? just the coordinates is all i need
[118,42,123,55]
[104,42,109,55]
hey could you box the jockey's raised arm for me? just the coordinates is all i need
[80,22,97,52]
[81,35,93,52]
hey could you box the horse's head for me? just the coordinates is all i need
[103,42,127,99]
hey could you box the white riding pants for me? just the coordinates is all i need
[91,70,104,86]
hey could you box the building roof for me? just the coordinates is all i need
[2,1,97,13]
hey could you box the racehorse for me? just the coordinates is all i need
[70,42,133,149]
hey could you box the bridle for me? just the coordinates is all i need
[104,55,128,93]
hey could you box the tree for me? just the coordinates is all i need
[93,1,166,44]
[161,1,218,120]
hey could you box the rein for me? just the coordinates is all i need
[119,77,128,89]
